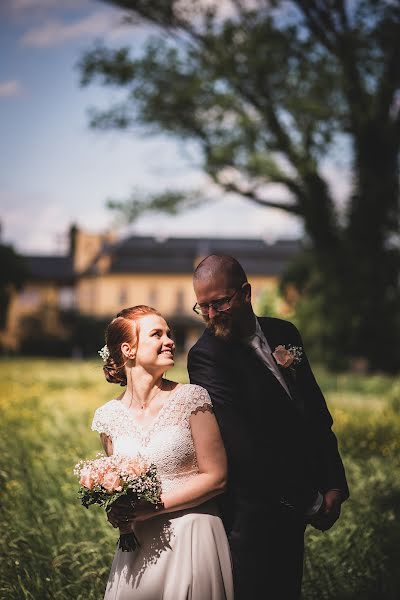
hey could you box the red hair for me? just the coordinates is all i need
[103,305,161,386]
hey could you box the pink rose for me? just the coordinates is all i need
[101,471,123,493]
[79,467,96,490]
[272,345,294,368]
[126,458,144,476]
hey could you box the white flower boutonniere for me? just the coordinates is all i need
[272,344,303,368]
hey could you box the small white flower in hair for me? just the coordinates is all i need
[98,344,110,362]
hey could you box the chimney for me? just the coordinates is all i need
[70,225,115,274]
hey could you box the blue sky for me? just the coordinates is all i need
[0,0,349,255]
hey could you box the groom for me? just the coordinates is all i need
[188,254,349,599]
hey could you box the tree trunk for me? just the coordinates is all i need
[301,172,341,256]
[344,123,400,371]
[292,135,400,372]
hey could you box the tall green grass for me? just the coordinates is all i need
[0,359,399,599]
[302,369,400,599]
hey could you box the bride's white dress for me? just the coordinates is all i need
[92,383,234,600]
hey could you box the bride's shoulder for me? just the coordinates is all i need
[178,384,213,410]
[91,399,121,435]
[180,383,209,394]
[93,398,120,415]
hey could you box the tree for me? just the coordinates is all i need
[0,244,27,330]
[79,0,400,371]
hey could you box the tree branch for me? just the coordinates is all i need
[295,1,337,53]
[395,112,400,140]
[334,0,350,33]
[295,0,368,130]
[218,181,303,216]
[225,79,304,171]
[376,22,400,121]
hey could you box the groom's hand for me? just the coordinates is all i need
[308,489,342,531]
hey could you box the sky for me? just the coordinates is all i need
[0,0,350,255]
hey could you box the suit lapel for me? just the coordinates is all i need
[257,317,304,414]
[257,316,282,356]
[231,332,298,416]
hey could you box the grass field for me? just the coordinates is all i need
[1,358,399,599]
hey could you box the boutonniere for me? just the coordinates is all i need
[272,344,303,369]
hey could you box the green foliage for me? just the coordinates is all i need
[107,189,203,223]
[302,371,400,598]
[1,359,399,598]
[303,456,400,600]
[0,244,28,330]
[78,0,400,372]
[0,359,187,599]
[0,362,112,599]
[254,284,294,320]
[279,249,400,372]
[60,310,110,358]
[18,310,110,358]
[287,278,350,371]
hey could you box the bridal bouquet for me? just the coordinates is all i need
[74,453,162,551]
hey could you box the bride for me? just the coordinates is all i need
[91,305,234,600]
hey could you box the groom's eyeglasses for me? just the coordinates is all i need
[193,289,241,316]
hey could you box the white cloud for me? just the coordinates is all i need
[20,9,131,48]
[0,80,24,98]
[11,0,89,12]
[2,200,73,254]
[13,0,59,9]
[1,0,91,22]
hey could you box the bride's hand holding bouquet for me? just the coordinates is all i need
[74,453,162,551]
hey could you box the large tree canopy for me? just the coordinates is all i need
[79,0,400,371]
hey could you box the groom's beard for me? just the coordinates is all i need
[205,312,240,341]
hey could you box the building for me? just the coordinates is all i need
[2,226,300,355]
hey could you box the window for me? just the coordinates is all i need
[119,287,128,305]
[19,288,40,307]
[175,289,185,312]
[59,287,75,310]
[149,288,158,306]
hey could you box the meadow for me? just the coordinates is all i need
[1,358,399,600]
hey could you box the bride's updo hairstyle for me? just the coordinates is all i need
[103,305,161,386]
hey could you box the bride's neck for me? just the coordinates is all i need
[125,368,165,405]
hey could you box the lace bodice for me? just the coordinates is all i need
[91,384,212,494]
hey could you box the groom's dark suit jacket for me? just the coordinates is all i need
[188,316,349,538]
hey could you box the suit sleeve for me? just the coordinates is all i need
[286,321,349,501]
[187,342,260,478]
[188,342,254,530]
[187,342,243,454]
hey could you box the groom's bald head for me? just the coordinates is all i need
[193,254,253,340]
[193,254,247,289]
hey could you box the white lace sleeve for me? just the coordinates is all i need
[91,405,113,437]
[185,385,213,420]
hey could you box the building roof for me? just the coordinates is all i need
[86,235,301,277]
[23,235,301,282]
[25,256,74,283]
